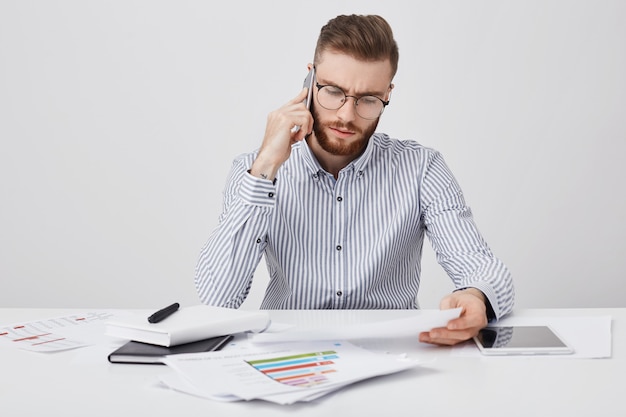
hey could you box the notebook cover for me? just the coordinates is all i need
[108,334,233,364]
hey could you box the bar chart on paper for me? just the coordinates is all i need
[0,312,114,352]
[247,350,339,388]
[160,340,422,404]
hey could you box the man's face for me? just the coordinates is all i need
[310,51,394,157]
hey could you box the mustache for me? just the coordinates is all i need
[311,104,361,134]
[327,121,360,134]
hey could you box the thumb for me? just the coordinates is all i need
[439,293,460,310]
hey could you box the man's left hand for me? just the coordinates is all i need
[419,288,488,346]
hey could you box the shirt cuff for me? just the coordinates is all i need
[455,285,498,322]
[240,170,277,208]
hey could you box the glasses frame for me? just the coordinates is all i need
[314,81,390,120]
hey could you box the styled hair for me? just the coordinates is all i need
[314,14,399,78]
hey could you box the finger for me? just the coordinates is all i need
[421,328,475,346]
[422,327,456,341]
[448,315,487,334]
[419,331,433,344]
[267,102,310,134]
[437,323,481,339]
[287,87,309,106]
[290,113,313,140]
[447,315,475,329]
[439,297,458,311]
[439,293,468,313]
[426,336,466,346]
[292,113,314,141]
[419,331,463,346]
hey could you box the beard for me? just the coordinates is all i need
[311,103,379,156]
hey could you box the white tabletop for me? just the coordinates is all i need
[0,308,623,417]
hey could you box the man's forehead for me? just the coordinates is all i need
[315,51,393,94]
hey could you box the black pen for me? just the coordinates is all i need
[147,302,180,323]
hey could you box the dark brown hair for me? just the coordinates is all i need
[314,14,399,78]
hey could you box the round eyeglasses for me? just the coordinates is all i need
[315,82,390,120]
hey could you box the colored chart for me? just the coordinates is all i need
[247,350,339,388]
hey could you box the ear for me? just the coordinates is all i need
[307,63,314,71]
[386,83,395,100]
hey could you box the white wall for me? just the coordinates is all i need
[1,1,624,310]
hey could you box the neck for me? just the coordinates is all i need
[307,135,365,179]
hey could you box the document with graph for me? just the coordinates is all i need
[0,311,115,352]
[160,340,420,404]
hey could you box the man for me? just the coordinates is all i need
[195,14,514,346]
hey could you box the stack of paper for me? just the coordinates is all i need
[249,308,462,343]
[157,308,462,403]
[105,305,270,346]
[159,340,420,404]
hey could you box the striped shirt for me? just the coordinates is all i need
[195,133,514,319]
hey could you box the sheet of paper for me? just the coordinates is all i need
[0,311,118,352]
[249,308,462,344]
[453,314,612,359]
[161,340,420,404]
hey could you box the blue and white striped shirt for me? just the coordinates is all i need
[195,133,514,319]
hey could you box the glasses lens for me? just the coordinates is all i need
[317,86,345,110]
[355,96,384,119]
[317,86,384,120]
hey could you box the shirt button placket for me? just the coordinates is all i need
[333,181,346,308]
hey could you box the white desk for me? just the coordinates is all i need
[0,308,623,417]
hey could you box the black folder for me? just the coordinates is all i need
[108,334,233,364]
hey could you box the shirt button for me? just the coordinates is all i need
[268,192,274,198]
[336,245,342,251]
[336,196,343,202]
[256,238,262,244]
[336,291,343,297]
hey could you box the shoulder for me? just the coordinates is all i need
[370,133,441,162]
[231,149,259,169]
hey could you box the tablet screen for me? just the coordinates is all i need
[474,325,574,355]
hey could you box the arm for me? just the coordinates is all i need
[418,151,515,345]
[195,89,313,308]
[194,160,276,308]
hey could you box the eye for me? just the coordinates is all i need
[359,96,380,106]
[324,86,345,97]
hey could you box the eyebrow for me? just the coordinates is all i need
[316,75,388,98]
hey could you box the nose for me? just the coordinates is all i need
[335,96,358,123]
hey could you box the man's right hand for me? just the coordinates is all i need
[249,88,313,181]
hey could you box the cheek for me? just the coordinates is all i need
[311,102,330,123]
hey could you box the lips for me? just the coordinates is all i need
[329,125,356,139]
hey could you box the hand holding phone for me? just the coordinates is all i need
[251,70,315,180]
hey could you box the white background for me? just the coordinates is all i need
[1,1,624,310]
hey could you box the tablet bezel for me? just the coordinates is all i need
[473,325,574,356]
